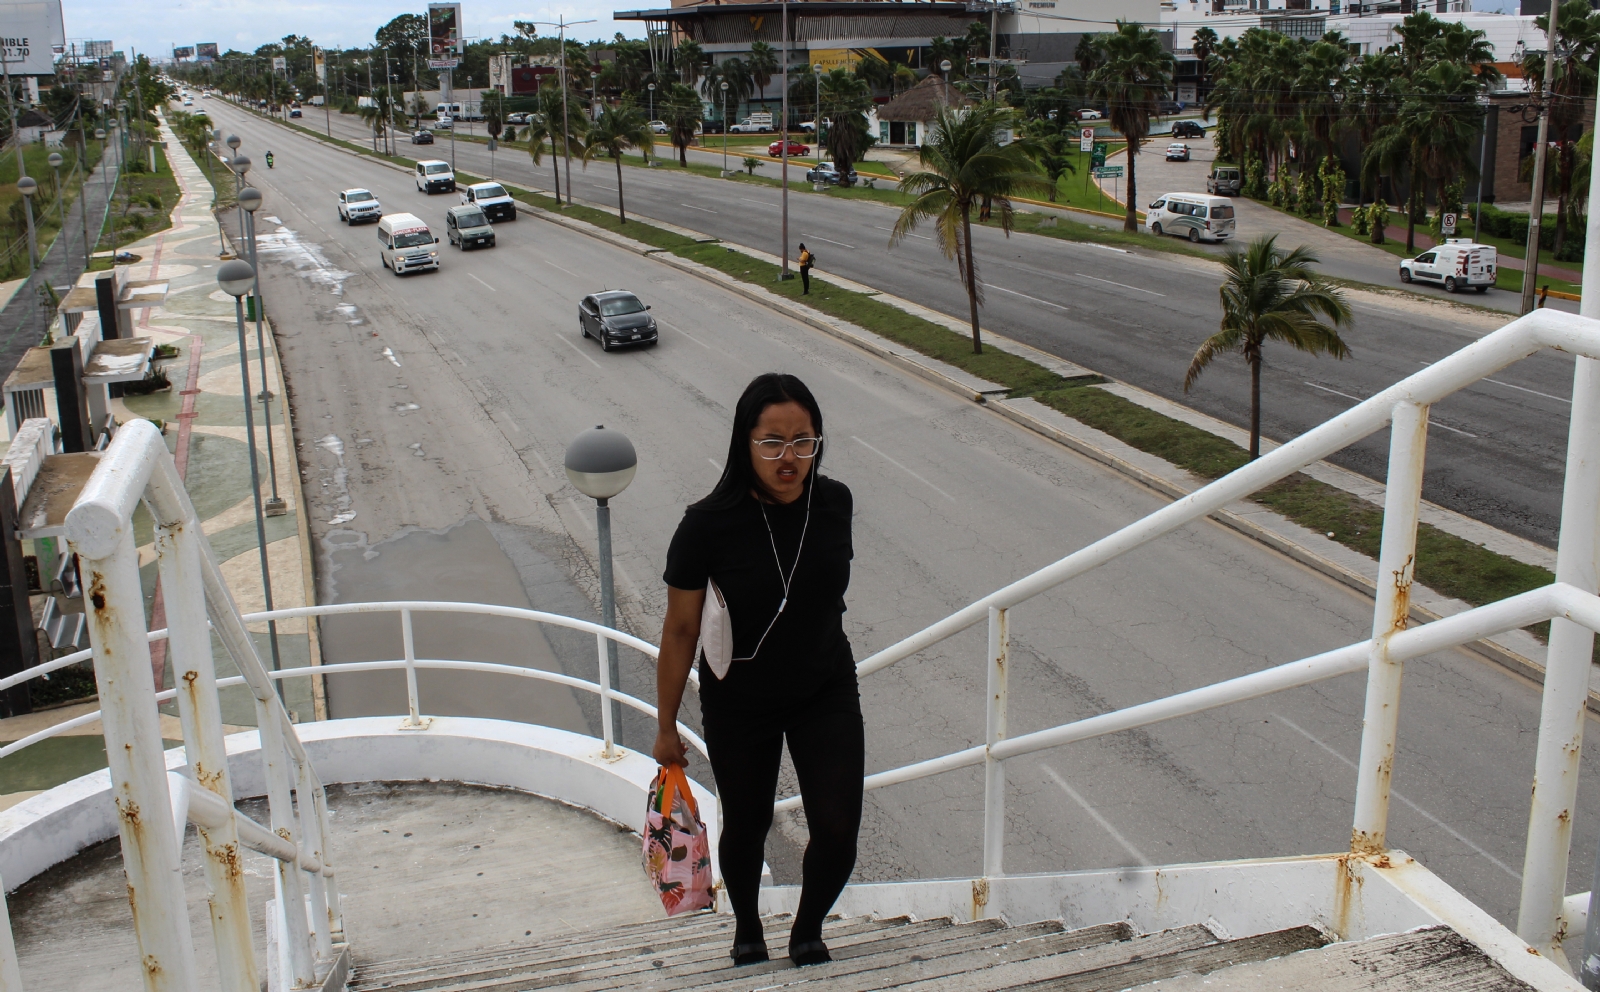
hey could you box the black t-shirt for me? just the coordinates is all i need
[663,475,855,724]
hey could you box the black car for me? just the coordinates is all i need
[578,291,658,351]
[700,120,726,135]
[1171,120,1206,139]
[411,130,435,144]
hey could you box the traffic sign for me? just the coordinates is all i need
[1441,212,1458,236]
[1091,142,1107,168]
[1079,127,1095,153]
[1093,166,1123,178]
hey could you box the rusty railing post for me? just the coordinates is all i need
[981,606,1008,899]
[1520,356,1600,969]
[1350,400,1429,855]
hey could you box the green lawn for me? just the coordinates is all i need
[0,141,108,282]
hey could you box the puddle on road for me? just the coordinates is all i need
[253,226,353,296]
[319,519,624,738]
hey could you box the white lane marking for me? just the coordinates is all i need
[874,225,931,241]
[556,333,603,369]
[530,448,554,477]
[567,498,595,531]
[1041,766,1151,866]
[1420,361,1569,404]
[709,458,723,471]
[545,259,580,279]
[1076,272,1166,297]
[468,273,496,292]
[681,202,717,213]
[656,319,709,349]
[991,285,1070,312]
[803,234,856,250]
[381,347,402,367]
[594,183,618,190]
[739,197,778,209]
[1304,381,1362,402]
[1272,714,1519,879]
[850,436,956,502]
[1432,421,1479,438]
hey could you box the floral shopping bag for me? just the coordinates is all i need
[642,764,714,916]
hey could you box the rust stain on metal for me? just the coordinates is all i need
[1388,554,1414,633]
[143,953,161,976]
[1350,826,1384,856]
[277,826,293,841]
[209,838,243,880]
[195,764,224,792]
[1330,854,1365,941]
[970,877,989,919]
[1559,809,1572,825]
[117,797,142,827]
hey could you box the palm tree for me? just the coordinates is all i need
[1362,60,1483,253]
[748,42,778,107]
[661,82,703,167]
[818,68,873,176]
[531,83,586,206]
[891,103,1050,354]
[1087,21,1174,232]
[582,101,654,223]
[1523,0,1600,255]
[674,40,704,88]
[1185,236,1353,460]
[1192,26,1219,98]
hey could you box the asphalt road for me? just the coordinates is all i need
[202,96,1600,931]
[241,104,1577,549]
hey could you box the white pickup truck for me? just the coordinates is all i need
[729,113,775,133]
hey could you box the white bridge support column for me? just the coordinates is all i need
[1519,356,1600,970]
[1351,401,1429,856]
[66,488,201,992]
[981,606,1009,897]
[150,460,258,992]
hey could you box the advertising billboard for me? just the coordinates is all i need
[196,42,218,62]
[271,55,286,71]
[83,39,111,58]
[428,2,461,67]
[0,1,65,75]
[173,46,194,59]
[313,47,324,82]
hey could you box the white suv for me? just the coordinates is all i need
[337,188,382,224]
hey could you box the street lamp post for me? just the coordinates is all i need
[814,63,823,166]
[721,80,730,174]
[590,70,599,123]
[647,81,655,124]
[227,149,250,264]
[529,17,596,208]
[16,178,37,275]
[564,425,638,756]
[237,186,286,517]
[216,258,285,699]
[47,152,63,228]
[93,127,107,260]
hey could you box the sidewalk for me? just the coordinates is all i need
[0,115,321,806]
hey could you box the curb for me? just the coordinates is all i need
[249,103,1576,707]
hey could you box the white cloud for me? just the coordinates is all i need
[70,0,646,62]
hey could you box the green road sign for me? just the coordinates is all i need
[1091,143,1107,168]
[1092,166,1123,178]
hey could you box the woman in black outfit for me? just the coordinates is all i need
[655,373,863,968]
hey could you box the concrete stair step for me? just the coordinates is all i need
[352,915,917,992]
[1122,926,1532,991]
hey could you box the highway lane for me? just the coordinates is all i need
[250,104,1579,549]
[203,96,1600,925]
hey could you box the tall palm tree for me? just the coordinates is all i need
[1087,20,1174,232]
[1362,59,1483,253]
[1192,26,1219,98]
[661,82,703,166]
[748,42,778,106]
[1523,0,1600,255]
[674,40,704,88]
[818,69,874,176]
[891,103,1049,354]
[1185,236,1353,460]
[582,101,654,223]
[532,83,586,206]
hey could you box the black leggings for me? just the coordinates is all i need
[705,676,864,946]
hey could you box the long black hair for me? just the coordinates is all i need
[694,373,824,510]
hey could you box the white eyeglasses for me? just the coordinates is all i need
[752,436,823,460]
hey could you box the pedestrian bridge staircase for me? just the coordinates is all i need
[3,309,1600,991]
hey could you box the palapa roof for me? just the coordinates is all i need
[877,73,971,123]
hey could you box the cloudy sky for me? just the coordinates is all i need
[71,0,648,62]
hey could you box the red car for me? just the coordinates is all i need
[768,139,810,157]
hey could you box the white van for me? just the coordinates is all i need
[1144,192,1237,243]
[434,102,463,119]
[415,159,456,194]
[377,213,441,276]
[1399,239,1497,293]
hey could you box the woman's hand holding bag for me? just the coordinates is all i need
[642,764,714,916]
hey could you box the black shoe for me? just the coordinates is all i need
[731,941,769,966]
[789,939,830,966]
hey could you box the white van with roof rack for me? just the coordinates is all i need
[1399,239,1497,293]
[1144,192,1236,243]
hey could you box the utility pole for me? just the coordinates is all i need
[532,17,595,207]
[988,1,998,101]
[384,48,394,155]
[780,0,789,281]
[1522,2,1559,314]
[365,57,377,153]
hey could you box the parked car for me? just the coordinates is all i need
[411,130,435,144]
[1144,192,1237,243]
[768,139,810,157]
[700,120,726,135]
[649,120,669,134]
[377,213,441,275]
[338,188,383,224]
[288,108,302,118]
[1165,143,1190,162]
[806,161,857,186]
[461,181,517,222]
[578,291,658,351]
[729,113,775,133]
[445,205,496,250]
[435,116,454,130]
[1171,120,1206,139]
[1399,240,1496,293]
[798,118,831,133]
[1207,167,1242,197]
[1076,109,1103,121]
[415,159,456,194]
[506,112,533,125]
[1155,100,1182,116]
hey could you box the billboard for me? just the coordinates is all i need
[510,65,555,94]
[313,47,324,82]
[272,55,286,71]
[173,45,194,59]
[196,41,218,62]
[0,1,65,75]
[428,3,461,56]
[83,39,111,58]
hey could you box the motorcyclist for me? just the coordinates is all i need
[265,151,274,169]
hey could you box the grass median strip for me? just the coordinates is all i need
[265,109,1558,648]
